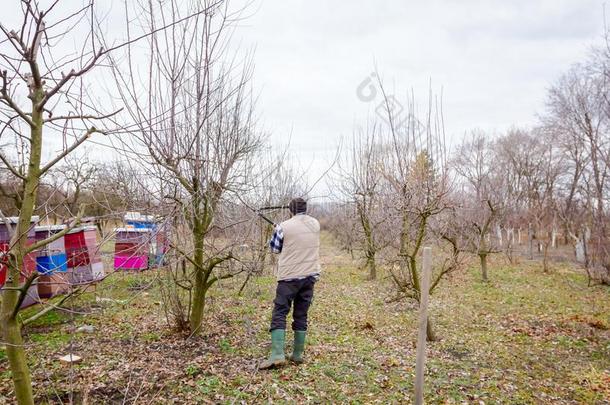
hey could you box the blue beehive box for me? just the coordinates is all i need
[126,220,156,230]
[125,212,156,230]
[36,253,68,275]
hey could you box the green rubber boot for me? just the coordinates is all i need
[289,330,306,364]
[259,329,286,370]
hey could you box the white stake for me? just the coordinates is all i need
[415,247,432,405]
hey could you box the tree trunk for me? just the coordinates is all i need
[364,235,376,280]
[426,315,437,342]
[190,282,207,334]
[238,272,251,296]
[0,85,45,405]
[366,255,376,280]
[1,240,36,405]
[582,228,592,286]
[506,240,514,264]
[2,244,35,404]
[399,210,412,285]
[527,225,534,260]
[2,317,33,404]
[189,216,207,335]
[479,253,488,282]
[542,243,550,273]
[359,203,376,280]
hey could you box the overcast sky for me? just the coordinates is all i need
[2,0,607,196]
[238,0,604,166]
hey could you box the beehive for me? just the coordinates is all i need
[113,228,151,270]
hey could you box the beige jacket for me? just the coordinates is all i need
[276,214,321,281]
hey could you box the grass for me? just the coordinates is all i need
[0,235,608,403]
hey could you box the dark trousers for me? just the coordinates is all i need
[270,276,316,331]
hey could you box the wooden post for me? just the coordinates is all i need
[415,247,432,405]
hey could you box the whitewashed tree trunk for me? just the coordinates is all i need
[508,228,515,245]
[576,227,591,263]
[576,239,585,262]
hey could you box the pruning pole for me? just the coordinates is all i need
[415,247,432,405]
[257,212,275,226]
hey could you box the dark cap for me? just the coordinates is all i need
[289,198,307,215]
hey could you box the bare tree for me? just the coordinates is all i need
[543,61,610,281]
[324,201,359,259]
[0,1,206,401]
[453,131,503,281]
[336,123,384,279]
[54,154,98,216]
[0,2,124,402]
[374,80,453,341]
[108,0,264,335]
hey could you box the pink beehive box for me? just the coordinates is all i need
[114,255,148,270]
[113,228,150,271]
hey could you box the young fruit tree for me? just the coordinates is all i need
[335,123,384,280]
[452,131,504,281]
[0,2,120,402]
[0,2,204,401]
[108,0,264,335]
[373,81,458,341]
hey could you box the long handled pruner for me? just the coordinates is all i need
[256,205,289,226]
